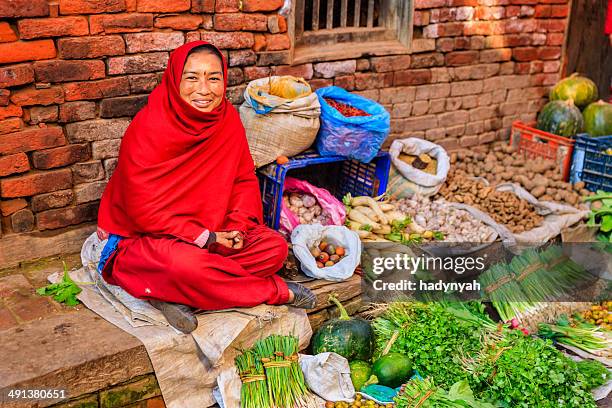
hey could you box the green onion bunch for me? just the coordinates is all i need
[234,349,270,408]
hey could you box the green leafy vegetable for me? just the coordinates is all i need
[576,359,611,390]
[36,262,83,306]
[584,190,612,242]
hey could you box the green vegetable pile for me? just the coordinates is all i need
[465,331,597,408]
[576,359,611,390]
[372,302,492,389]
[37,262,83,306]
[538,315,611,356]
[584,190,612,243]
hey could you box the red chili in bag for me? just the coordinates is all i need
[324,98,371,117]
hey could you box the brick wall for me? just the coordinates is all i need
[0,0,569,264]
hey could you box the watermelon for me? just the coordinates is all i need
[371,353,413,388]
[536,99,584,138]
[312,295,374,361]
[550,73,598,108]
[349,360,372,391]
[583,100,612,137]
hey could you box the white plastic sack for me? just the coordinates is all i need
[387,138,450,198]
[291,224,361,281]
[300,353,355,402]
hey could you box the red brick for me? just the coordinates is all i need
[546,33,565,46]
[480,48,512,62]
[0,118,22,134]
[534,5,551,17]
[253,33,266,52]
[31,189,75,211]
[34,60,105,83]
[229,50,257,67]
[10,87,64,106]
[215,0,240,12]
[29,105,58,124]
[107,52,169,75]
[90,13,154,34]
[124,32,184,53]
[272,64,313,79]
[192,0,215,12]
[0,168,72,198]
[538,46,561,60]
[59,0,125,14]
[242,0,284,11]
[505,5,521,16]
[0,104,22,121]
[36,201,98,230]
[475,6,505,19]
[129,73,159,93]
[100,95,148,118]
[59,101,96,123]
[411,53,445,68]
[424,22,464,37]
[0,40,56,64]
[415,0,447,8]
[0,64,35,88]
[137,0,190,12]
[512,47,539,61]
[0,22,17,43]
[505,33,533,47]
[0,0,49,18]
[18,17,88,40]
[0,153,29,177]
[413,11,430,26]
[64,77,130,101]
[214,13,267,31]
[550,4,569,17]
[264,33,290,51]
[448,0,478,5]
[514,62,531,74]
[462,21,504,35]
[32,144,90,170]
[0,89,9,107]
[10,208,34,232]
[334,75,355,91]
[393,69,432,86]
[309,79,334,91]
[0,127,64,156]
[244,66,270,81]
[538,19,566,32]
[200,31,254,49]
[0,198,27,216]
[504,18,537,33]
[58,36,126,59]
[277,15,287,32]
[445,51,479,66]
[370,55,412,72]
[352,72,392,90]
[154,15,202,30]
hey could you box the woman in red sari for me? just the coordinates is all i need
[97,41,315,333]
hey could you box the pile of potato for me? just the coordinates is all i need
[393,195,497,243]
[438,173,544,234]
[283,192,330,225]
[450,144,592,207]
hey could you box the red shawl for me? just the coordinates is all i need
[606,0,612,34]
[98,41,262,246]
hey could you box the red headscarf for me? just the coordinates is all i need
[98,41,263,245]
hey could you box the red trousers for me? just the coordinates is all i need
[102,225,290,310]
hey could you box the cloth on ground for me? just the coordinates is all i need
[52,232,313,408]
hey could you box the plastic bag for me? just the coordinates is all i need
[315,86,390,163]
[387,138,450,198]
[291,224,361,281]
[241,76,320,167]
[280,177,346,235]
[299,352,355,402]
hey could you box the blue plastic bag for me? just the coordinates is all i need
[315,86,390,163]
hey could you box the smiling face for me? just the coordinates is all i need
[179,50,224,113]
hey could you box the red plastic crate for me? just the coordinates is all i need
[510,121,576,181]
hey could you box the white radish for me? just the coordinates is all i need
[351,196,389,225]
[348,209,381,229]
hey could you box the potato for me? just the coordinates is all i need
[531,186,546,198]
[573,181,586,191]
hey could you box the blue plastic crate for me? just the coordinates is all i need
[257,150,391,230]
[570,134,612,192]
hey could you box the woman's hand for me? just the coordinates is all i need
[214,231,244,249]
